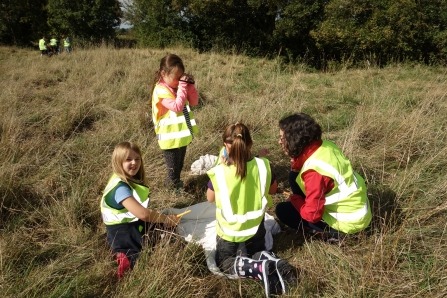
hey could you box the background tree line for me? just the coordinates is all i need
[0,0,121,46]
[124,0,447,67]
[1,0,446,67]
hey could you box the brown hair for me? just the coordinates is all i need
[111,142,148,186]
[222,123,253,179]
[150,54,185,94]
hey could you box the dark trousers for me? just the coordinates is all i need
[215,219,266,274]
[276,171,341,237]
[163,146,187,187]
[106,220,166,267]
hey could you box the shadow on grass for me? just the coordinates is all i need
[365,183,402,236]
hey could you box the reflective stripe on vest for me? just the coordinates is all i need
[303,159,360,206]
[213,158,268,239]
[157,106,196,126]
[297,141,371,233]
[328,193,369,221]
[156,106,197,141]
[301,159,368,221]
[100,175,150,225]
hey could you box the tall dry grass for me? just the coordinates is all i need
[0,45,446,297]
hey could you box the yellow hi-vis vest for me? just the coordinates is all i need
[64,37,70,47]
[39,39,47,50]
[152,84,198,149]
[100,174,150,225]
[50,39,57,46]
[296,140,371,234]
[207,157,273,242]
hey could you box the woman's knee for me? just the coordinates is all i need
[275,201,291,218]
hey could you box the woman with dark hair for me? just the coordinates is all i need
[276,113,371,242]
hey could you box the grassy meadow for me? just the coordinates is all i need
[0,45,447,297]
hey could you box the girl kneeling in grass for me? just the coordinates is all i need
[206,123,296,297]
[101,141,180,278]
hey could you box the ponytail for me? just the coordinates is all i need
[222,123,253,179]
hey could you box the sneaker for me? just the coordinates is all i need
[254,251,297,294]
[116,252,131,279]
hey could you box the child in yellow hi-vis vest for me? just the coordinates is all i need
[100,142,180,278]
[206,123,297,297]
[151,54,199,191]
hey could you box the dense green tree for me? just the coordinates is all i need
[47,0,122,42]
[180,0,282,54]
[123,0,193,47]
[418,0,447,63]
[310,0,446,65]
[0,0,48,46]
[272,0,327,63]
[125,0,284,54]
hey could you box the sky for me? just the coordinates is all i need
[119,0,132,28]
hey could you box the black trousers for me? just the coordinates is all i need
[106,220,166,267]
[276,171,343,237]
[163,146,187,187]
[215,219,266,274]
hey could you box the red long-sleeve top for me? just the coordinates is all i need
[289,140,335,223]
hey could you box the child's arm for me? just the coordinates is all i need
[186,83,198,106]
[160,81,189,112]
[268,179,278,195]
[121,196,180,227]
[206,188,215,202]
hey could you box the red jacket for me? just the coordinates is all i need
[289,140,334,223]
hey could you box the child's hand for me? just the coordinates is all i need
[180,73,195,84]
[257,148,270,157]
[164,214,180,228]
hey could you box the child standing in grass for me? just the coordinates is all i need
[206,123,296,297]
[151,54,199,190]
[39,37,47,57]
[101,141,180,279]
[62,35,71,54]
[276,113,371,243]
